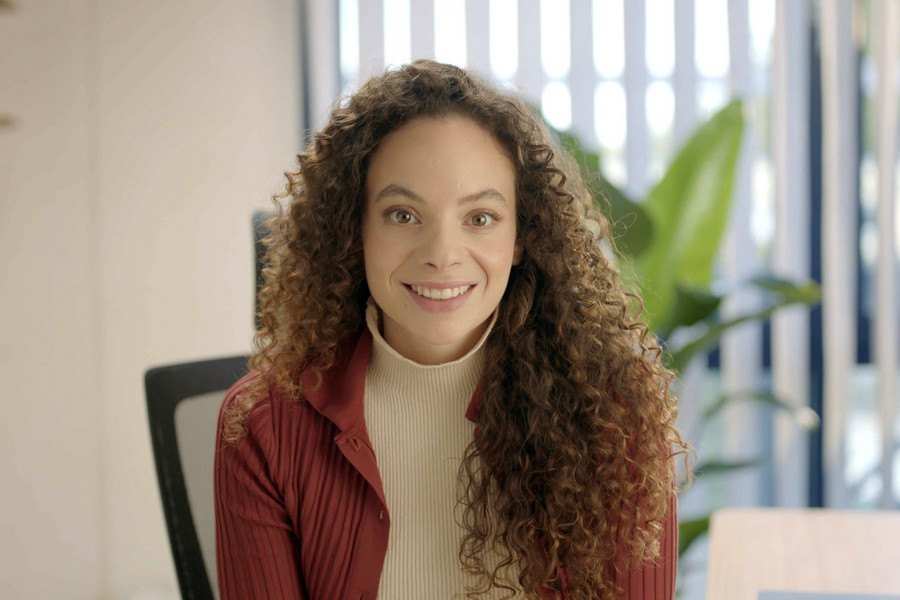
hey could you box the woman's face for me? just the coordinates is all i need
[361,115,522,365]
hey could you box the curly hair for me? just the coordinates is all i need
[225,60,689,600]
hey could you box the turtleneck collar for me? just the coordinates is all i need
[364,298,496,392]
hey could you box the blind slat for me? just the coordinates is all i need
[623,0,647,196]
[771,0,812,509]
[874,0,899,510]
[307,0,341,131]
[820,0,859,509]
[570,0,596,147]
[672,0,696,145]
[358,0,385,79]
[516,0,543,101]
[410,0,435,59]
[466,0,490,76]
[721,0,766,507]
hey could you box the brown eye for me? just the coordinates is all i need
[470,213,495,227]
[388,209,416,224]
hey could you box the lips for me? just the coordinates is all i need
[402,282,476,312]
[407,283,472,300]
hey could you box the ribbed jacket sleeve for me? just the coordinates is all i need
[213,363,680,599]
[614,490,679,600]
[214,380,308,600]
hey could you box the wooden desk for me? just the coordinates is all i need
[706,508,900,600]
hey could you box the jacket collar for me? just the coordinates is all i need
[300,329,482,432]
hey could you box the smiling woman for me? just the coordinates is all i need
[214,60,690,600]
[362,116,522,364]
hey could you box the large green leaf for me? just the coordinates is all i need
[597,179,653,258]
[555,130,653,257]
[702,391,821,430]
[678,517,711,557]
[556,129,598,176]
[667,277,821,372]
[692,458,761,479]
[633,100,744,330]
[661,284,723,337]
[748,276,822,304]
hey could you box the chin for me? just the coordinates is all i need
[426,321,489,347]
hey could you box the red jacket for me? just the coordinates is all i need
[215,329,678,599]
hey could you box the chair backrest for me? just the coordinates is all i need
[252,209,271,330]
[145,355,249,600]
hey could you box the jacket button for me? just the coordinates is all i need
[379,510,384,520]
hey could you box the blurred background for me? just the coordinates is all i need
[1,1,898,599]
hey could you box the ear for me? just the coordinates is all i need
[512,239,524,266]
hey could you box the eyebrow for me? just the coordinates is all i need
[373,184,509,208]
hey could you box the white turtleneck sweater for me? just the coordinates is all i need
[363,300,511,599]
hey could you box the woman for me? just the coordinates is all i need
[215,60,689,600]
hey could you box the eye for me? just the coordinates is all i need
[469,212,498,227]
[387,209,418,224]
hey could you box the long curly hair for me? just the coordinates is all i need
[225,60,689,600]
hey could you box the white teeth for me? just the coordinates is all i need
[411,284,470,300]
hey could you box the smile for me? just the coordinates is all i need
[408,284,471,300]
[402,282,476,313]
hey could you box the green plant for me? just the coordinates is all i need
[552,100,821,559]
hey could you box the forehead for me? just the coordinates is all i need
[364,115,516,204]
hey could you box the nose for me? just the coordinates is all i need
[418,220,464,270]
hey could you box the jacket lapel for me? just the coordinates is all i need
[300,330,390,509]
[299,329,486,514]
[300,330,372,432]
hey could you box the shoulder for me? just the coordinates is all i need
[217,329,369,451]
[219,370,319,446]
[216,369,338,493]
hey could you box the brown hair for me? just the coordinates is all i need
[226,60,689,599]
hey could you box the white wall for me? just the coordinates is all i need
[1,4,102,598]
[0,1,300,597]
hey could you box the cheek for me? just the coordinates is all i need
[477,239,518,284]
[487,231,520,265]
[362,227,403,281]
[361,219,381,280]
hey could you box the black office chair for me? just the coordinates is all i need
[147,212,268,598]
[145,355,249,600]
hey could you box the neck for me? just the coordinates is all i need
[365,299,497,366]
[382,318,489,365]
